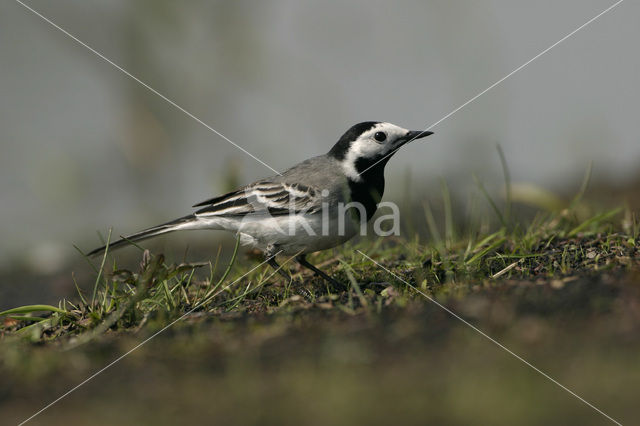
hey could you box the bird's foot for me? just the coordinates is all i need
[290,281,314,301]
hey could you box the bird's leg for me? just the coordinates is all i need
[266,256,295,283]
[296,254,346,291]
[265,248,313,300]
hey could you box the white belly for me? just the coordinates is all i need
[200,213,359,255]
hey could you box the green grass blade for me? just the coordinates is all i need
[422,200,443,249]
[0,305,68,316]
[465,237,507,266]
[474,173,506,227]
[569,161,593,210]
[568,208,623,237]
[92,228,113,306]
[441,178,455,247]
[497,144,512,227]
[202,235,240,302]
[7,315,48,322]
[72,272,88,306]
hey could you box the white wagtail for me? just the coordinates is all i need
[88,122,433,286]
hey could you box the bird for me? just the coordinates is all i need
[88,121,433,288]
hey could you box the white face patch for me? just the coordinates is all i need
[340,122,410,181]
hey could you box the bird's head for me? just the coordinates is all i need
[328,121,433,181]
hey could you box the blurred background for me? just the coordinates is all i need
[2,2,639,424]
[1,0,638,290]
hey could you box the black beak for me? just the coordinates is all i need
[404,130,434,142]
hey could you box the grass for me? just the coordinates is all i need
[1,178,637,344]
[1,169,639,425]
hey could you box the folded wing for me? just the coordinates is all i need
[193,181,321,217]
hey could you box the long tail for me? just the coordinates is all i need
[87,214,201,257]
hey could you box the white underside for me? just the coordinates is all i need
[182,214,358,255]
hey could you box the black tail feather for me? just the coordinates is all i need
[86,214,197,257]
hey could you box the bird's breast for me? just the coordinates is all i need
[347,178,384,222]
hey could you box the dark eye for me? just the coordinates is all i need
[374,132,387,142]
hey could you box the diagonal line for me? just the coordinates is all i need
[15,0,282,176]
[358,0,624,177]
[18,251,287,426]
[357,250,622,426]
